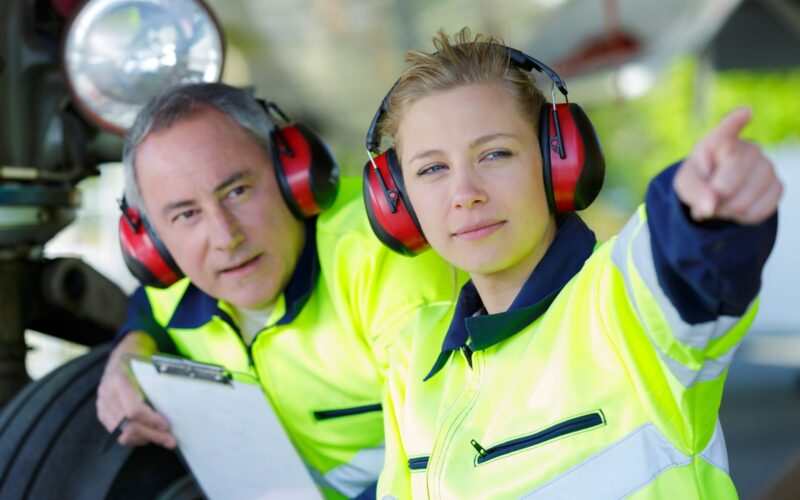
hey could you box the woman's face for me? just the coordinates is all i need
[396,83,556,280]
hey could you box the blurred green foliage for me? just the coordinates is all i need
[587,58,800,209]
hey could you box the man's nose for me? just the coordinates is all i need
[207,206,244,251]
[452,167,488,209]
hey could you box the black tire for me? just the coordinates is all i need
[0,343,204,500]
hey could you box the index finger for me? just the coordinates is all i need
[703,106,752,146]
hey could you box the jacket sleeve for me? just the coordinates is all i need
[606,161,777,448]
[115,286,178,353]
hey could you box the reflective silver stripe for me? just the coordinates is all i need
[522,424,691,499]
[612,209,742,350]
[611,209,742,387]
[700,420,729,474]
[656,341,740,387]
[314,442,384,498]
[628,214,741,350]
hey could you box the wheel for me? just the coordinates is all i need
[0,343,204,499]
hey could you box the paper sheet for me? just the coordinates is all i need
[130,357,320,500]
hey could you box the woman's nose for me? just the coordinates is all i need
[451,168,488,209]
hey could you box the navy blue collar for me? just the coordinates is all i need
[167,219,320,332]
[424,214,597,381]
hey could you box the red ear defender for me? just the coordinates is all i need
[273,123,339,218]
[363,149,428,256]
[262,100,339,219]
[118,201,183,288]
[539,102,605,213]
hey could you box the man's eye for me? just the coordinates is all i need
[418,164,447,176]
[226,185,248,199]
[173,209,198,223]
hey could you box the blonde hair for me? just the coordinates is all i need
[379,27,546,145]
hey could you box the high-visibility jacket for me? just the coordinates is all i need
[378,164,778,499]
[119,177,461,499]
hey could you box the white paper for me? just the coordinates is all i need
[130,358,321,500]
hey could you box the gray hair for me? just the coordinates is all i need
[122,83,276,217]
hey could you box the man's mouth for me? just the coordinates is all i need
[219,254,262,275]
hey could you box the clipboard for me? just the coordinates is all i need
[129,355,321,500]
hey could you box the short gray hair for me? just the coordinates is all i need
[123,83,276,217]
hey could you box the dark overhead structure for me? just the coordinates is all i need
[710,0,800,70]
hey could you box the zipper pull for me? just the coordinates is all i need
[470,439,487,457]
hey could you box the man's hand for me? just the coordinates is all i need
[675,107,783,224]
[96,332,177,449]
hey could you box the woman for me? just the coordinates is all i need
[362,28,781,498]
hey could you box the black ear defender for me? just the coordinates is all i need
[119,100,340,288]
[362,46,605,255]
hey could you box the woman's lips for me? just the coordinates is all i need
[452,221,505,241]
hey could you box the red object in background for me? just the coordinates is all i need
[50,0,82,19]
[556,0,642,77]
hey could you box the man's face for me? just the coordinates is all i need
[135,106,305,308]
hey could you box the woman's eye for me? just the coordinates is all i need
[483,150,511,161]
[418,164,447,176]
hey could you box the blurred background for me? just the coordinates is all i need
[9,0,798,497]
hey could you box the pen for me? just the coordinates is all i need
[102,417,129,453]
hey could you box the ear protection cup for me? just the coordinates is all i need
[539,102,605,213]
[272,123,340,219]
[362,148,427,255]
[118,203,183,288]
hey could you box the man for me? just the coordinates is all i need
[96,83,459,499]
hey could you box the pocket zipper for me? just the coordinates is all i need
[313,403,382,420]
[471,411,606,464]
[408,456,430,471]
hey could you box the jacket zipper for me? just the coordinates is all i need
[471,411,606,464]
[313,403,382,420]
[427,351,484,500]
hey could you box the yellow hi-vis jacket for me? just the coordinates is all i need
[378,164,778,499]
[119,177,461,499]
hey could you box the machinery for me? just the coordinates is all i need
[0,0,223,496]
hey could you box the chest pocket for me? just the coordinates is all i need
[472,410,606,465]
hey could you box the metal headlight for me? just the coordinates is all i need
[63,0,225,134]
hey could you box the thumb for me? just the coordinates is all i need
[674,160,718,221]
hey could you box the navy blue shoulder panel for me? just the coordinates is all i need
[117,287,178,354]
[277,218,320,325]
